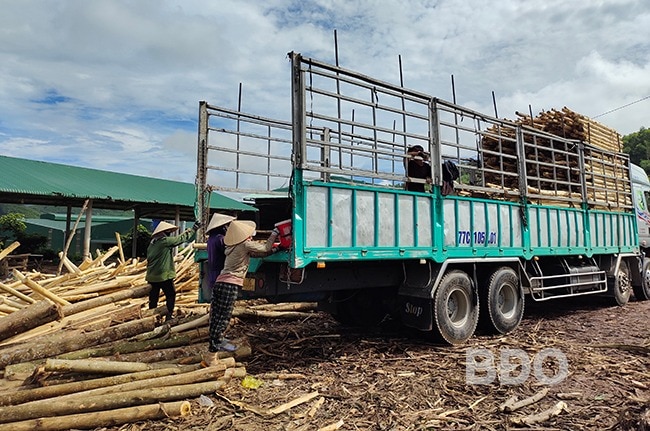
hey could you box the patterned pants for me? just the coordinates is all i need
[208,281,239,352]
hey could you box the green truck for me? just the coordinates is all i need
[195,52,650,344]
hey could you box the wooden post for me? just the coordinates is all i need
[57,199,89,276]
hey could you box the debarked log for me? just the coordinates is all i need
[0,400,190,431]
[0,366,196,406]
[51,358,237,400]
[0,301,62,343]
[0,317,156,370]
[44,358,190,374]
[56,327,209,360]
[0,380,222,424]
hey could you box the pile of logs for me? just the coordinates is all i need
[479,107,629,208]
[515,107,622,153]
[0,239,318,430]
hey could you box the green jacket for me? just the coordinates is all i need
[145,228,196,283]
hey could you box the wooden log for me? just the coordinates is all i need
[170,314,208,333]
[0,296,26,310]
[52,359,237,400]
[249,302,318,312]
[0,380,221,424]
[0,242,20,261]
[0,281,36,304]
[56,199,88,276]
[0,366,198,406]
[0,400,190,431]
[232,307,315,320]
[56,327,209,360]
[103,344,205,364]
[60,285,149,317]
[12,270,70,306]
[115,232,125,263]
[0,301,62,342]
[58,252,82,275]
[0,316,156,370]
[44,358,187,374]
[0,303,19,314]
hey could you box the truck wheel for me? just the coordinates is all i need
[633,259,650,301]
[479,267,524,334]
[609,260,631,306]
[433,270,478,344]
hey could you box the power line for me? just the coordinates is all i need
[592,95,650,119]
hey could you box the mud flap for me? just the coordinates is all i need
[398,295,433,331]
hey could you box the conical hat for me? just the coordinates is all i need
[206,213,236,233]
[152,221,178,236]
[224,220,256,246]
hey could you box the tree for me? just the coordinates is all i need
[623,127,650,172]
[0,213,27,248]
[0,213,48,253]
[121,224,152,258]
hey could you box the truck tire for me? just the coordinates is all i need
[433,270,478,344]
[479,267,524,334]
[633,258,650,301]
[609,260,631,306]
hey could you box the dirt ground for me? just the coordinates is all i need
[89,294,649,431]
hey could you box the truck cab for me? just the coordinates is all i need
[630,163,650,249]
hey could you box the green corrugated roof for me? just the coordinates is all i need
[0,155,255,217]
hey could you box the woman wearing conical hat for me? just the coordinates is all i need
[146,220,199,321]
[205,220,279,363]
[205,213,236,294]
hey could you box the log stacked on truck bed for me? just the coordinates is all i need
[480,107,630,209]
[515,107,622,153]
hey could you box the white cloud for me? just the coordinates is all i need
[0,0,648,184]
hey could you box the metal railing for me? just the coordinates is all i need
[197,53,632,212]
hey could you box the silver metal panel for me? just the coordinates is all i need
[378,193,396,246]
[590,213,610,247]
[443,200,457,247]
[398,195,415,247]
[416,197,433,247]
[306,187,328,247]
[355,190,375,246]
[331,188,353,247]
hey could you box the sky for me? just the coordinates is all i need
[0,0,649,184]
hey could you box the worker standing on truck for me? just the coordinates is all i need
[204,220,279,364]
[205,213,236,291]
[405,145,432,192]
[145,220,199,321]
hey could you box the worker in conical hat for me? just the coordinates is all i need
[146,219,200,321]
[204,219,280,364]
[205,213,236,295]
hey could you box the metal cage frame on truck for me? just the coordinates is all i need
[196,51,643,344]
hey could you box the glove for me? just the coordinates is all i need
[192,221,202,231]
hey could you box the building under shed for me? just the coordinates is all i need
[0,155,256,258]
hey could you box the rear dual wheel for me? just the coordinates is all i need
[433,270,478,344]
[479,267,524,334]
